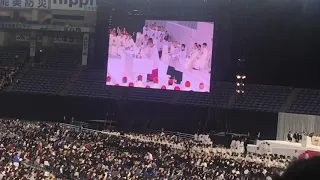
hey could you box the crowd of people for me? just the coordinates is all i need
[0,119,299,179]
[0,55,24,90]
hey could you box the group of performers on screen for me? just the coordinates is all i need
[108,22,210,84]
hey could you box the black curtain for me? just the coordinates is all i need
[206,107,278,140]
[116,100,207,134]
[91,9,109,70]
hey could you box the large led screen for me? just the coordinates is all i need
[106,20,214,92]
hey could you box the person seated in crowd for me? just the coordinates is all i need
[277,156,320,180]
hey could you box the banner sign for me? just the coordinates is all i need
[82,33,89,56]
[0,0,49,9]
[53,35,82,44]
[0,23,31,29]
[0,23,94,33]
[64,26,82,33]
[16,33,42,42]
[50,0,97,11]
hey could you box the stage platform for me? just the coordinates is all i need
[248,140,320,157]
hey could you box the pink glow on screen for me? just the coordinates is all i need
[106,20,213,92]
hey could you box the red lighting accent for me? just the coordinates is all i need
[168,79,174,85]
[185,81,191,87]
[199,83,204,89]
[107,76,111,82]
[129,82,134,87]
[146,85,150,88]
[153,77,159,83]
[174,86,180,90]
[161,85,166,89]
[122,76,127,83]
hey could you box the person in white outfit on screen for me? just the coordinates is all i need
[194,43,209,70]
[174,44,187,84]
[136,75,144,88]
[117,33,126,56]
[125,35,135,50]
[152,77,159,89]
[141,38,159,82]
[109,29,118,56]
[167,41,180,80]
[150,24,157,39]
[141,34,149,48]
[143,22,149,36]
[157,35,164,59]
[184,43,200,70]
[155,26,161,39]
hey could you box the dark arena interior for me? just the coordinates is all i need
[0,0,320,179]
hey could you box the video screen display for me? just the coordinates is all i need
[106,20,214,92]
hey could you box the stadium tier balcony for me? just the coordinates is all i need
[66,68,110,98]
[287,89,320,115]
[0,49,27,90]
[12,51,81,95]
[124,87,172,103]
[174,82,235,107]
[0,50,26,67]
[231,84,293,112]
[67,69,172,102]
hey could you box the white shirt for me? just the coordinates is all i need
[175,49,187,72]
[109,35,117,46]
[117,36,126,47]
[141,45,159,69]
[150,29,156,38]
[194,48,209,69]
[143,26,149,36]
[169,46,180,68]
[125,38,135,49]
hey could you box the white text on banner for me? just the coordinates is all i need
[16,33,42,42]
[0,0,49,9]
[53,35,82,44]
[50,0,97,11]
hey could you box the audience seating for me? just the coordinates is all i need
[12,52,81,95]
[66,68,110,97]
[0,50,26,68]
[231,84,293,112]
[174,82,234,106]
[287,89,320,115]
[3,49,319,113]
[0,50,27,90]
